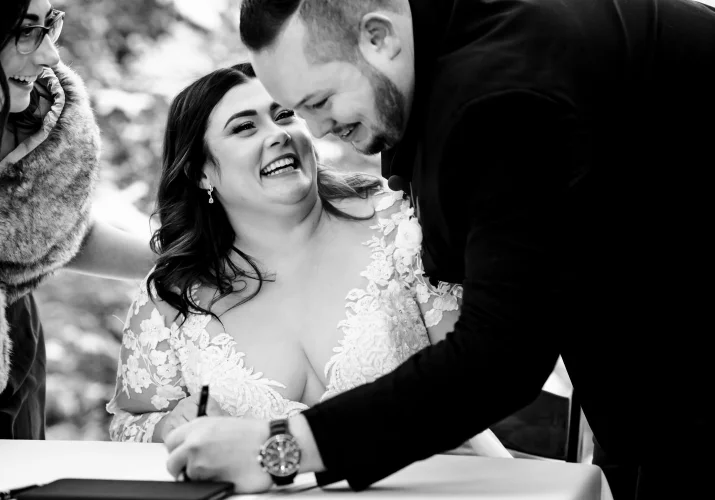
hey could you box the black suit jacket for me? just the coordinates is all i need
[303,0,715,496]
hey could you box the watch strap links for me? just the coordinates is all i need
[270,418,289,436]
[265,418,298,486]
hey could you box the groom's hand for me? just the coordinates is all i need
[165,417,274,493]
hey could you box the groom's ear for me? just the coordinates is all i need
[358,13,402,62]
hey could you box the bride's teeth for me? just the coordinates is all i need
[266,166,295,177]
[261,157,297,176]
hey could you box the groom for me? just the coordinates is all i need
[165,1,715,498]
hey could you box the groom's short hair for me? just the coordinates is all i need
[240,0,405,64]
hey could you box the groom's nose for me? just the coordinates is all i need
[305,116,333,139]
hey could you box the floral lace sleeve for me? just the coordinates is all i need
[372,196,462,330]
[413,272,462,328]
[106,277,187,442]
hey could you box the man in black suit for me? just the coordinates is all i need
[164,1,715,498]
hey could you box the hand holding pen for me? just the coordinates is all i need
[196,384,209,418]
[180,384,210,482]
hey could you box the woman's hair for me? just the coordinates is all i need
[148,62,382,323]
[1,0,31,144]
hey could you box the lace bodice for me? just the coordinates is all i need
[107,187,461,442]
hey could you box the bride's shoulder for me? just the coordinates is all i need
[370,181,407,215]
[126,268,182,322]
[327,176,411,223]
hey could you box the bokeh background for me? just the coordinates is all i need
[39,0,715,452]
[37,0,380,441]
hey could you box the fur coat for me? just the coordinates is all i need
[0,62,101,392]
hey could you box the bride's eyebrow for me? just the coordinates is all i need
[224,110,256,130]
[223,103,282,130]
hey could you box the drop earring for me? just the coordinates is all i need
[207,183,214,204]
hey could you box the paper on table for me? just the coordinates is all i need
[224,473,319,500]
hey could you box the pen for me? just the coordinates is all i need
[1,483,43,500]
[181,384,210,482]
[197,384,209,417]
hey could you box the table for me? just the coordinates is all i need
[0,440,612,499]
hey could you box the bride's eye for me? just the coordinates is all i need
[276,110,295,121]
[231,122,254,133]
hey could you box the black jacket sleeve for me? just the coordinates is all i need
[305,90,583,490]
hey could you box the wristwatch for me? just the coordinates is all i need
[257,419,302,486]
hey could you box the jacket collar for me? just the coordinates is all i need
[381,0,456,183]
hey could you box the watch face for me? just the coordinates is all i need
[258,434,301,477]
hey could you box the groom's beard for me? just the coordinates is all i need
[357,62,405,156]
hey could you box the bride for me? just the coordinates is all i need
[107,63,511,458]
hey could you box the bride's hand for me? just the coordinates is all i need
[159,393,228,442]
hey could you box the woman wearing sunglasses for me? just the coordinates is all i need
[1,0,155,439]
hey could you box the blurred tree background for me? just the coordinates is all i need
[32,0,715,463]
[37,0,593,459]
[36,0,380,440]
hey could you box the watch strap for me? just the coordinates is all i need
[273,473,296,486]
[266,419,298,486]
[270,419,289,436]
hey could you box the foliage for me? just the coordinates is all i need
[36,0,579,452]
[36,0,378,440]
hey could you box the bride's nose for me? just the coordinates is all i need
[265,127,291,148]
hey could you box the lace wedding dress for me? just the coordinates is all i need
[107,188,465,443]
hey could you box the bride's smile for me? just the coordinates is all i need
[201,79,318,212]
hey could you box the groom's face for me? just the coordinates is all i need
[250,15,408,155]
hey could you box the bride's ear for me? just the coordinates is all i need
[198,170,212,191]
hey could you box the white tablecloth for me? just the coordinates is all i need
[0,440,612,499]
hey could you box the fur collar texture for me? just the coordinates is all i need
[1,62,100,392]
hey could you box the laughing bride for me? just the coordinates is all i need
[106,64,511,459]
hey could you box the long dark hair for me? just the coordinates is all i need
[148,63,382,323]
[1,0,31,145]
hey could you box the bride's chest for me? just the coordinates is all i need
[182,234,426,405]
[213,244,376,377]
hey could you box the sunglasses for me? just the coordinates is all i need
[13,9,65,55]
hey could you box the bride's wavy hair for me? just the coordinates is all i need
[148,62,382,323]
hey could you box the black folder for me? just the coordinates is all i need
[14,478,234,500]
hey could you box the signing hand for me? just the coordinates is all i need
[159,393,228,443]
[165,417,273,493]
